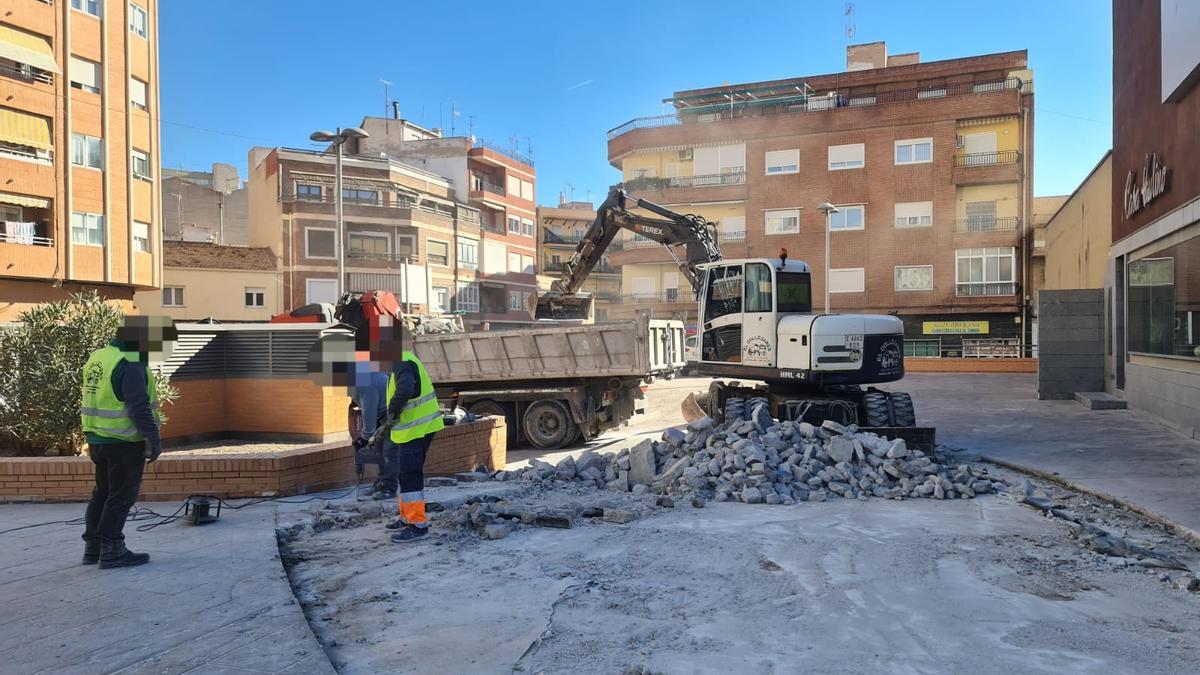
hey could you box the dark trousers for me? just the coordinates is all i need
[398,434,434,494]
[83,442,146,544]
[377,439,401,491]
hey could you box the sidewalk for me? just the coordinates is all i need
[904,372,1200,539]
[0,500,334,674]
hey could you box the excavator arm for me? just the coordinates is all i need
[534,187,722,320]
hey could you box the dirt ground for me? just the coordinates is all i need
[165,439,315,456]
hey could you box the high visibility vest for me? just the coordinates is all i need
[80,345,159,442]
[387,352,444,444]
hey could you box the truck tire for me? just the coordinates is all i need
[723,397,746,424]
[469,400,518,448]
[523,400,579,450]
[862,392,890,427]
[890,392,916,427]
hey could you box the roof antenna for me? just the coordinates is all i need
[845,3,856,42]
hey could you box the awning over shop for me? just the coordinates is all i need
[0,107,53,151]
[0,25,60,74]
[0,192,50,209]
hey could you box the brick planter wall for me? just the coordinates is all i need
[905,357,1037,373]
[0,417,505,504]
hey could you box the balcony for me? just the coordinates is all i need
[468,182,506,206]
[953,217,1020,234]
[620,290,692,304]
[952,150,1021,185]
[280,192,455,223]
[471,139,534,167]
[955,282,1017,297]
[346,251,419,264]
[620,172,747,203]
[543,261,617,274]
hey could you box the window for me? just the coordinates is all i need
[162,286,184,307]
[895,201,933,228]
[704,266,743,321]
[0,205,20,221]
[71,133,102,168]
[828,143,865,170]
[522,254,534,274]
[765,149,799,175]
[432,286,450,313]
[396,234,416,259]
[507,175,521,196]
[70,212,103,245]
[721,215,746,241]
[829,268,866,293]
[963,201,998,231]
[894,265,933,291]
[745,263,773,312]
[631,168,655,179]
[132,149,151,180]
[508,291,523,310]
[507,251,521,273]
[297,184,322,201]
[342,188,378,205]
[507,215,521,234]
[348,232,389,257]
[132,220,149,252]
[129,78,147,110]
[457,238,478,269]
[71,0,101,18]
[520,179,534,201]
[905,339,941,357]
[455,282,480,312]
[484,241,507,273]
[69,57,100,94]
[305,227,335,259]
[765,208,800,235]
[776,272,812,313]
[828,205,865,231]
[1127,235,1199,359]
[306,279,338,304]
[895,138,933,165]
[129,4,148,38]
[244,287,265,308]
[917,87,947,99]
[521,218,534,237]
[955,247,1016,296]
[427,239,449,266]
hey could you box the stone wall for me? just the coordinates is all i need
[1037,289,1105,399]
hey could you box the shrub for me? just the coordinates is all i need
[0,292,177,456]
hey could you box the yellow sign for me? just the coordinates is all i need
[923,321,989,335]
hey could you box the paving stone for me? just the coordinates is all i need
[602,509,638,524]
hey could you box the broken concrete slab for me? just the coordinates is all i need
[1075,392,1128,410]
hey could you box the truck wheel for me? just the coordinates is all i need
[723,397,746,424]
[644,374,657,385]
[469,400,518,448]
[665,369,676,381]
[890,392,916,427]
[523,400,578,450]
[862,392,890,427]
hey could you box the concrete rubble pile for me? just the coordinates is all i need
[492,404,1006,505]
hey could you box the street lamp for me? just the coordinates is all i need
[309,127,369,297]
[817,202,839,314]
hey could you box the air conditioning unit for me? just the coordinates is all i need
[677,148,693,161]
[955,135,966,149]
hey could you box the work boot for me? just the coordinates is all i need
[385,517,406,530]
[82,540,101,565]
[98,541,150,569]
[359,482,382,497]
[373,487,397,501]
[390,525,428,543]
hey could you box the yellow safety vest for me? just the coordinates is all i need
[387,351,444,444]
[80,345,159,442]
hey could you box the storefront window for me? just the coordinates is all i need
[1127,234,1199,360]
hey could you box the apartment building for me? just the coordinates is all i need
[352,115,540,326]
[133,240,279,322]
[537,200,621,321]
[162,162,249,246]
[0,0,162,321]
[606,42,1034,356]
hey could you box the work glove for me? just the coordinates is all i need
[352,436,368,451]
[144,441,162,463]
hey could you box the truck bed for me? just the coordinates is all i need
[413,319,656,385]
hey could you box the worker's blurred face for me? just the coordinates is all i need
[115,315,177,361]
[306,334,356,389]
[362,316,406,367]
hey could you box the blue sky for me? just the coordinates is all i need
[160,0,1112,205]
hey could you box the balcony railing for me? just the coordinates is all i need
[609,76,1032,140]
[347,251,419,263]
[0,228,53,247]
[472,139,534,167]
[619,291,691,304]
[472,182,505,196]
[280,192,456,220]
[543,261,616,273]
[0,143,52,164]
[954,150,1020,167]
[953,217,1020,233]
[955,282,1017,297]
[0,61,54,85]
[610,237,666,251]
[621,172,747,192]
[719,231,747,243]
[546,233,584,244]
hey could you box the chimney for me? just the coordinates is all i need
[846,41,887,71]
[392,100,400,120]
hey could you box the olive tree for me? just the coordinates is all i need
[0,292,177,456]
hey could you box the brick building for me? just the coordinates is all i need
[161,163,249,246]
[132,240,280,322]
[537,200,621,321]
[606,42,1034,356]
[0,0,162,321]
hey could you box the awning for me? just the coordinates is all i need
[0,192,50,209]
[0,108,52,151]
[0,25,60,74]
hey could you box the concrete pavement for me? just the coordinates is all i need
[0,500,335,674]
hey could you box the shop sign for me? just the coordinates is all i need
[923,320,989,335]
[1123,153,1170,219]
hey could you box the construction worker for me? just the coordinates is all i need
[80,315,176,569]
[350,354,396,499]
[381,323,444,543]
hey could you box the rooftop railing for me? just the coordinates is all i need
[472,139,534,167]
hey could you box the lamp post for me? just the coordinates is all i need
[309,127,369,297]
[817,202,839,314]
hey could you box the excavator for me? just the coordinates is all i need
[535,187,928,441]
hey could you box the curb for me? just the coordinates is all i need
[981,454,1200,550]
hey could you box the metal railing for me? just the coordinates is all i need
[471,182,505,196]
[609,237,667,251]
[543,261,616,273]
[905,339,1037,359]
[719,231,747,243]
[545,233,584,244]
[0,231,53,246]
[618,291,690,304]
[955,282,1017,296]
[0,61,54,84]
[472,139,534,166]
[346,251,419,263]
[0,144,52,163]
[953,217,1020,233]
[608,77,1032,140]
[621,172,746,192]
[954,150,1020,167]
[280,193,456,220]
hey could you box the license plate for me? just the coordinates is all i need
[844,334,864,350]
